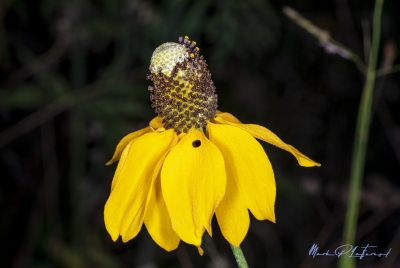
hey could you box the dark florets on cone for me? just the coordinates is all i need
[147,36,218,133]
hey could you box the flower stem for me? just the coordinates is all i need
[338,0,384,267]
[230,244,249,268]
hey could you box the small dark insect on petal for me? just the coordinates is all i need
[192,140,201,148]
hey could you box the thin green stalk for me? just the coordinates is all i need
[230,244,249,268]
[338,0,384,267]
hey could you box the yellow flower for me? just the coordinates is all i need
[104,36,320,254]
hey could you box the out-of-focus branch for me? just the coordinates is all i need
[0,84,94,148]
[0,68,144,148]
[283,6,367,74]
[335,0,364,60]
[283,6,400,79]
[377,64,400,77]
[0,35,70,88]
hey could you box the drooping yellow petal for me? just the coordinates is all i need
[144,175,180,251]
[215,181,250,246]
[208,122,276,223]
[123,142,177,242]
[213,114,321,167]
[161,129,226,247]
[106,126,152,165]
[104,129,177,242]
[215,111,242,124]
[110,140,130,191]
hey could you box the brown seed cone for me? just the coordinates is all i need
[147,37,218,133]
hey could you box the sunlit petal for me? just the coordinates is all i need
[215,185,250,246]
[106,126,152,165]
[215,111,242,124]
[104,129,177,242]
[213,114,321,167]
[161,130,226,246]
[144,175,180,251]
[208,122,276,223]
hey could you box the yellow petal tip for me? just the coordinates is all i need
[197,246,204,256]
[109,233,119,242]
[299,159,321,167]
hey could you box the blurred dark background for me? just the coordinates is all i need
[1,0,400,267]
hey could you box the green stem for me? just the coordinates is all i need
[338,0,384,267]
[230,244,249,268]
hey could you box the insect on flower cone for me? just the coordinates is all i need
[104,36,321,254]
